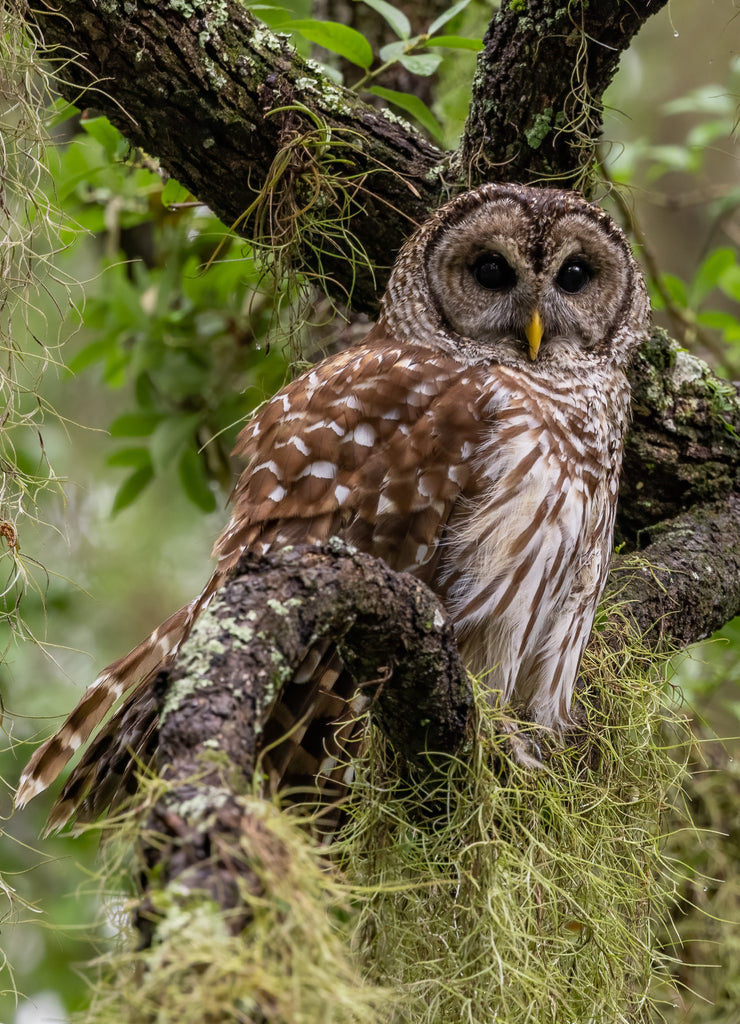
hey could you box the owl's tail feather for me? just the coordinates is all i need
[42,675,161,835]
[258,643,375,840]
[15,590,208,818]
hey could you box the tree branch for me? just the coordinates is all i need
[620,329,740,542]
[26,0,446,310]
[462,0,670,190]
[614,329,740,641]
[133,541,469,938]
[610,496,740,646]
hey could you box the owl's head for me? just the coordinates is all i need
[379,183,650,371]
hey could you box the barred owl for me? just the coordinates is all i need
[17,183,649,829]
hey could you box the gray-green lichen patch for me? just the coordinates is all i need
[158,609,255,722]
[378,108,418,137]
[202,56,227,89]
[148,887,229,940]
[174,787,233,825]
[249,22,294,57]
[266,596,303,617]
[167,0,200,16]
[269,646,294,686]
[326,535,358,556]
[670,347,708,391]
[198,1,231,48]
[525,107,553,150]
[164,0,229,19]
[294,77,358,119]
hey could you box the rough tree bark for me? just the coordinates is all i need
[462,0,670,187]
[20,0,740,930]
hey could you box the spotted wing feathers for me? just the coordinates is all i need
[215,336,488,578]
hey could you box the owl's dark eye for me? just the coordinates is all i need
[472,253,517,291]
[556,259,592,293]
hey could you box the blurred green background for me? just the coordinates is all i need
[1,1,738,1021]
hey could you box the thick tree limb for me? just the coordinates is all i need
[610,496,740,646]
[462,0,670,188]
[156,542,469,780]
[615,329,740,641]
[620,329,740,541]
[27,0,445,310]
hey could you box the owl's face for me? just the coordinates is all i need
[381,184,649,372]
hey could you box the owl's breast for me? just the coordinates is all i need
[434,368,621,727]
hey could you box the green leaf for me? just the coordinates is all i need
[709,185,740,220]
[150,414,200,474]
[45,97,78,128]
[109,411,164,437]
[248,4,292,29]
[80,115,125,160]
[660,273,689,308]
[719,264,740,303]
[662,85,734,117]
[645,144,695,176]
[369,86,444,142]
[107,447,152,470]
[428,0,473,35]
[288,20,373,68]
[178,448,217,512]
[689,248,737,307]
[357,0,410,39]
[161,178,191,206]
[696,310,740,340]
[112,465,154,514]
[68,338,113,374]
[398,52,442,76]
[424,34,483,51]
[686,119,734,149]
[378,40,408,63]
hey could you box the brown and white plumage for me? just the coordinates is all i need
[16,183,649,827]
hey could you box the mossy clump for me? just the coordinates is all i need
[338,622,689,1023]
[209,108,380,358]
[85,798,391,1024]
[84,620,690,1024]
[653,730,740,1023]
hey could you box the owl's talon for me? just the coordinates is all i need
[498,716,546,770]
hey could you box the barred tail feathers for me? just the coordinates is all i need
[15,579,217,812]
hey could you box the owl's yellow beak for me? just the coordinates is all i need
[525,310,544,361]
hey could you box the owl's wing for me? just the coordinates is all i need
[216,334,490,827]
[17,331,489,827]
[214,332,487,578]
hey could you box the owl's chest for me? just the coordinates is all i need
[436,382,619,629]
